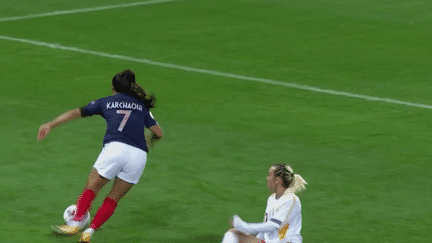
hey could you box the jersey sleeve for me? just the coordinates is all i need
[144,110,157,128]
[80,99,102,117]
[233,215,278,234]
[269,196,296,228]
[256,232,264,239]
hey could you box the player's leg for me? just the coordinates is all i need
[77,168,110,202]
[86,168,110,192]
[106,177,134,201]
[79,178,133,242]
[75,169,109,217]
[52,169,110,235]
[80,143,146,241]
[77,168,110,211]
[75,142,127,219]
[222,229,264,243]
[222,229,239,243]
[236,232,264,243]
[53,143,124,235]
[89,177,133,230]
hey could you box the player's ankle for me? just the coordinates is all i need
[84,228,95,234]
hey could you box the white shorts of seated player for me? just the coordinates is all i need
[94,141,147,184]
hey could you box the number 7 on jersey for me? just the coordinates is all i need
[116,110,132,132]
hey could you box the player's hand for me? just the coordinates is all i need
[232,215,248,233]
[37,123,51,142]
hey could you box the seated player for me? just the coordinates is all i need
[222,163,307,243]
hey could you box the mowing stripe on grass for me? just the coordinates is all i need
[0,0,177,22]
[1,34,432,110]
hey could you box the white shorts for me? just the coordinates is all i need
[93,141,147,184]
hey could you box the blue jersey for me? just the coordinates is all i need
[80,93,157,152]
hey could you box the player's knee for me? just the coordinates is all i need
[223,230,238,243]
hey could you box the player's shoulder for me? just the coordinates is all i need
[280,191,300,203]
[83,96,105,107]
[267,193,276,204]
[103,94,122,102]
[100,94,136,104]
[87,95,111,103]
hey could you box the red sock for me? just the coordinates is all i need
[73,189,96,221]
[89,198,118,230]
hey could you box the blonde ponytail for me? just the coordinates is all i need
[273,163,308,193]
[286,174,307,194]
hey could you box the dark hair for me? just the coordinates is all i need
[272,163,295,189]
[112,69,156,109]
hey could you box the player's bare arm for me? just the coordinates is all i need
[221,164,307,243]
[37,108,82,142]
[149,124,163,138]
[147,124,163,148]
[47,70,161,242]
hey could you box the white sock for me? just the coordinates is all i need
[221,231,238,243]
[84,228,95,235]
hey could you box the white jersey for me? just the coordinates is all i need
[257,190,303,243]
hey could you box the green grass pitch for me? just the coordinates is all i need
[1,0,432,242]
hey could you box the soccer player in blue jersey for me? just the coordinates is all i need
[37,69,163,242]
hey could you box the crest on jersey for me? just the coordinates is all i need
[278,223,289,239]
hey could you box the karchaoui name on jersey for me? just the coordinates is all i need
[106,102,143,111]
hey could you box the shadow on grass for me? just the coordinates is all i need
[45,232,76,242]
[160,234,221,243]
[45,227,106,242]
[46,230,220,243]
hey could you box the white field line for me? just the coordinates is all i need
[0,0,176,22]
[1,34,432,110]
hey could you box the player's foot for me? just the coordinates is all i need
[51,225,80,235]
[78,232,91,242]
[79,228,95,242]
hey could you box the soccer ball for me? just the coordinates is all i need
[63,204,90,229]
